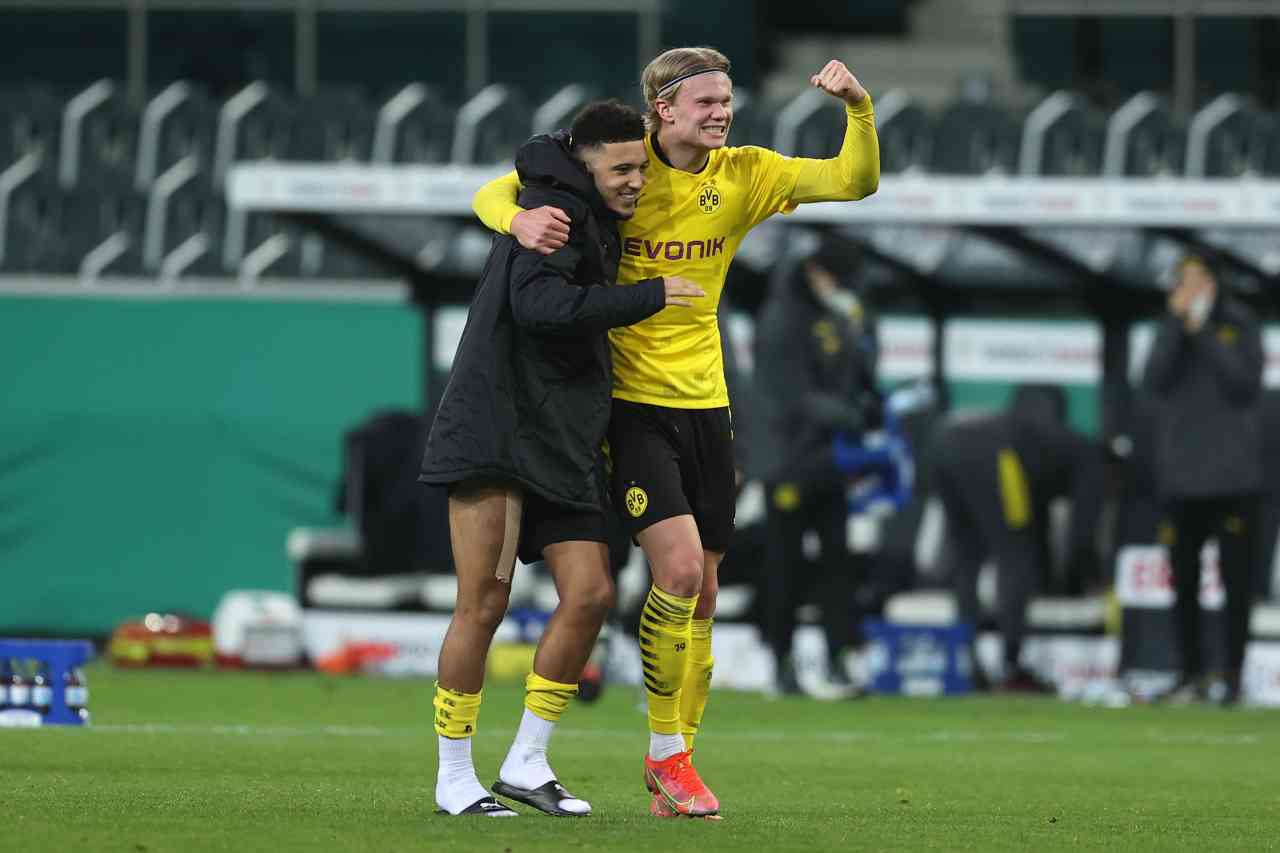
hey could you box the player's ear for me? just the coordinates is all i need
[654,97,675,124]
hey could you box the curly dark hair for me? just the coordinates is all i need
[569,99,646,153]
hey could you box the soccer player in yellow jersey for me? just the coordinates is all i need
[471,46,879,818]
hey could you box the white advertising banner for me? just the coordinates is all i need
[1114,543,1225,610]
[945,320,1100,384]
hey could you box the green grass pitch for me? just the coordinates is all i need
[4,664,1277,852]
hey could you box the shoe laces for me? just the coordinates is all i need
[666,752,705,793]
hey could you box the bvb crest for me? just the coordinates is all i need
[697,183,721,214]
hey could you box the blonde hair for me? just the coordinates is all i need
[641,46,731,132]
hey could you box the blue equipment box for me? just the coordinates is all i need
[0,638,94,726]
[863,620,974,696]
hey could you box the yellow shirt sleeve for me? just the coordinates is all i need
[472,169,524,234]
[739,97,879,230]
[790,97,880,205]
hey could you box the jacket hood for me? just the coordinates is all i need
[767,231,824,308]
[515,130,613,219]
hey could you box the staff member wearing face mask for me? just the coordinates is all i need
[1143,254,1264,705]
[751,234,882,699]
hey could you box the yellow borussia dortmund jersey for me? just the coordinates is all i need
[610,137,804,408]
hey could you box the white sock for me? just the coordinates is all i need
[436,735,495,815]
[499,709,556,789]
[499,709,590,815]
[649,732,686,762]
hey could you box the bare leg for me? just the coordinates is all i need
[635,514,720,815]
[434,481,520,816]
[638,514,705,597]
[437,483,517,693]
[533,540,616,683]
[495,540,615,814]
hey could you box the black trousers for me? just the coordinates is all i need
[934,459,1041,668]
[763,481,857,666]
[1164,494,1258,680]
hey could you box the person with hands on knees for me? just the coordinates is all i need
[419,100,703,818]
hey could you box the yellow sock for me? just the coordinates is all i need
[433,682,481,739]
[680,617,714,751]
[639,585,697,735]
[524,671,578,722]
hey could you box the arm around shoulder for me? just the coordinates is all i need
[472,170,523,234]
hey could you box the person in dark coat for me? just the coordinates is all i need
[930,386,1104,691]
[1143,254,1263,705]
[751,233,881,698]
[419,101,703,818]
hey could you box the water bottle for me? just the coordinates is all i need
[64,667,89,722]
[7,659,31,710]
[31,660,53,717]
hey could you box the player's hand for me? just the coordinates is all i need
[1168,280,1193,318]
[811,60,868,107]
[511,206,570,255]
[662,276,705,307]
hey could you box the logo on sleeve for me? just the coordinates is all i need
[625,485,649,518]
[697,181,722,214]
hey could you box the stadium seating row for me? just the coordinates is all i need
[4,78,1278,182]
[2,79,1277,278]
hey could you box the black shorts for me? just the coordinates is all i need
[518,490,608,565]
[606,399,736,552]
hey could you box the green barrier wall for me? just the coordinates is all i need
[0,294,421,634]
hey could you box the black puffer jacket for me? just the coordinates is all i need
[750,249,880,485]
[1143,295,1264,499]
[419,132,665,510]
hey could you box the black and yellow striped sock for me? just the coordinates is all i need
[680,617,714,752]
[639,585,697,736]
[433,682,481,739]
[524,671,577,722]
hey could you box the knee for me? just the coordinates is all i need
[562,578,616,626]
[457,583,511,634]
[654,548,704,598]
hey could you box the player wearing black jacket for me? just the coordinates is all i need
[420,102,703,818]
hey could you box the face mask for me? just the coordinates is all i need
[817,288,863,329]
[1188,292,1213,328]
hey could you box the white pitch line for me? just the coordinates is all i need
[81,724,1260,746]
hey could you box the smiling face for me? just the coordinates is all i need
[577,139,649,218]
[654,71,733,152]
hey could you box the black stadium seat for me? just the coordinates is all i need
[59,80,139,189]
[930,98,1021,175]
[290,88,375,162]
[0,85,63,173]
[372,84,457,165]
[67,181,147,277]
[1103,92,1186,177]
[0,177,74,273]
[874,90,933,174]
[136,81,220,191]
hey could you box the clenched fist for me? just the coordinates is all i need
[810,60,868,107]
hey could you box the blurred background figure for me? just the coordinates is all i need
[751,232,881,699]
[929,385,1105,692]
[1143,255,1263,706]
